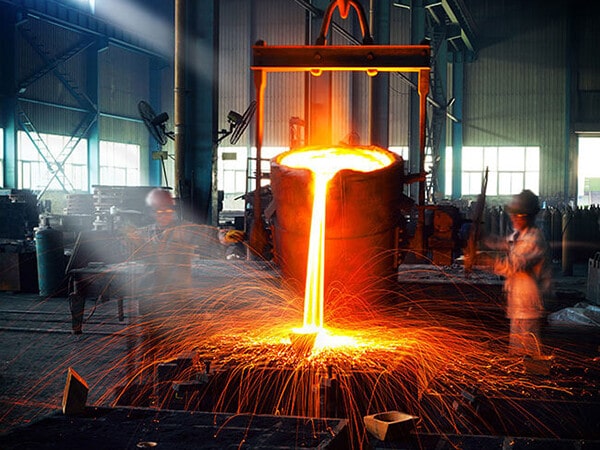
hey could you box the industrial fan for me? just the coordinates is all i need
[138,100,174,146]
[216,100,257,145]
[138,100,174,187]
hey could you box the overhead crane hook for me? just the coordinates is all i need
[316,0,374,45]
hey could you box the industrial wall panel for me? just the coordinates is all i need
[575,3,600,123]
[389,72,410,147]
[578,95,600,125]
[218,0,252,148]
[463,1,568,198]
[352,73,370,145]
[98,115,145,145]
[329,7,354,145]
[331,72,352,144]
[18,98,87,137]
[388,5,411,147]
[99,45,150,119]
[254,0,305,147]
[17,17,90,117]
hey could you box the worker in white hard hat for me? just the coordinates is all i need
[128,188,195,293]
[482,190,552,357]
[129,188,222,386]
[145,187,177,232]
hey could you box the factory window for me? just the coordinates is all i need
[17,131,88,192]
[217,146,286,212]
[462,146,539,196]
[578,136,600,206]
[218,146,248,211]
[388,147,409,161]
[99,141,140,186]
[0,128,3,187]
[389,146,436,176]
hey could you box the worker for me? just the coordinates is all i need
[144,187,178,236]
[218,228,246,260]
[127,188,222,396]
[129,187,214,289]
[481,190,552,357]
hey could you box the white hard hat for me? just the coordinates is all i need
[146,188,174,210]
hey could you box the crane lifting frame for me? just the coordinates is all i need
[247,42,431,257]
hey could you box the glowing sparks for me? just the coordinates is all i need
[279,147,394,341]
[3,152,597,447]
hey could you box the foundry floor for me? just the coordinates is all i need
[0,261,599,449]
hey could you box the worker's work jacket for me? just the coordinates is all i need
[491,227,551,320]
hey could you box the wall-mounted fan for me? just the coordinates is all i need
[216,100,257,145]
[138,100,174,187]
[138,100,174,146]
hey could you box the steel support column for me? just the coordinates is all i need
[0,5,18,188]
[174,0,186,201]
[564,1,575,203]
[432,27,448,200]
[86,40,100,190]
[451,51,464,200]
[408,0,425,203]
[180,0,219,224]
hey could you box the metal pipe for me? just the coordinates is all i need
[248,65,269,259]
[174,0,186,197]
[418,69,429,205]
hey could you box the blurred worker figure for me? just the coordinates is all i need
[218,228,246,260]
[131,189,189,280]
[128,188,222,398]
[131,187,217,292]
[146,187,178,234]
[483,190,552,357]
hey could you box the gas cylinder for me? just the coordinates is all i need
[35,218,65,297]
[562,207,574,276]
[483,206,492,236]
[489,207,500,236]
[499,207,508,236]
[541,207,552,243]
[550,207,562,260]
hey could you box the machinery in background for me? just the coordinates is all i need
[427,205,463,266]
[0,189,39,292]
[0,189,38,240]
[91,185,155,232]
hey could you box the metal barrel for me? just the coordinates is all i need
[269,146,405,301]
[35,220,65,297]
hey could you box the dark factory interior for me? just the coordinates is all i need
[1,0,600,449]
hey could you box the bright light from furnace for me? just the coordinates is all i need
[281,146,395,352]
[279,147,394,178]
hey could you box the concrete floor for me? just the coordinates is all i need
[0,261,599,449]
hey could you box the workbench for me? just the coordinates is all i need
[67,261,148,334]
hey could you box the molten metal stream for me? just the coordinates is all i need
[279,147,394,339]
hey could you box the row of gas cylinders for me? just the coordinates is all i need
[482,204,600,263]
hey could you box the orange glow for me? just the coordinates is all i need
[280,147,394,337]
